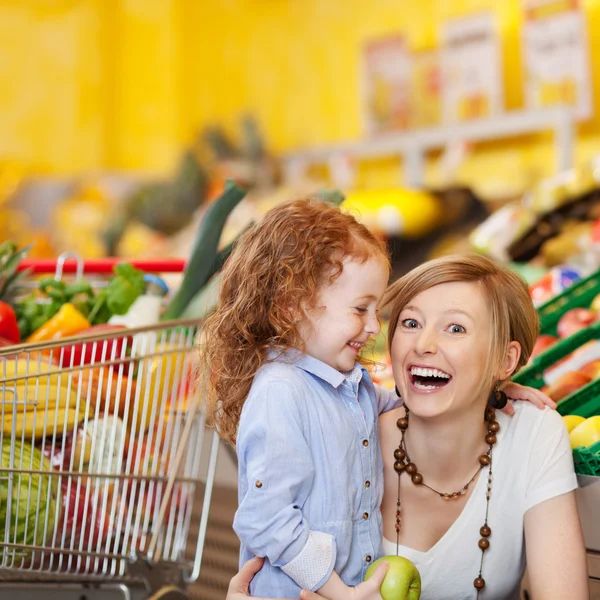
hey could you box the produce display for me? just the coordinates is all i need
[513,278,600,476]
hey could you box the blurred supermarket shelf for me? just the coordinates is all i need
[12,171,144,227]
[284,107,577,188]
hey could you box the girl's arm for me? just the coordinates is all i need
[225,557,389,600]
[234,379,336,592]
[373,382,402,415]
[524,491,588,599]
[373,380,556,417]
[503,381,557,414]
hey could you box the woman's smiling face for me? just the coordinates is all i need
[391,281,495,419]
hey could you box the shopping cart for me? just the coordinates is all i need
[0,257,220,600]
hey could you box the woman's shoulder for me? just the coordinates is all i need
[498,403,565,447]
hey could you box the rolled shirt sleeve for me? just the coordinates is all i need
[233,379,336,590]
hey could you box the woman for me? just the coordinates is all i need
[228,254,588,600]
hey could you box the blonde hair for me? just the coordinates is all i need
[384,254,538,391]
[200,198,389,444]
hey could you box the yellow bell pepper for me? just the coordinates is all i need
[27,303,91,343]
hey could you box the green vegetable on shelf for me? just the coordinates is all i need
[15,276,95,339]
[15,263,146,337]
[175,185,346,320]
[162,179,247,321]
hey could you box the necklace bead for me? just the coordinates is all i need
[394,448,406,460]
[474,577,486,590]
[479,454,491,466]
[393,460,405,473]
[395,405,495,597]
[489,421,500,433]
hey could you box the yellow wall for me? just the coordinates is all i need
[2,0,600,194]
[0,0,185,175]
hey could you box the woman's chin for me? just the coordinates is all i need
[404,392,451,419]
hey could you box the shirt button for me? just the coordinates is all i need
[366,555,372,563]
[362,439,369,447]
[362,512,369,520]
[365,480,370,488]
[255,481,263,488]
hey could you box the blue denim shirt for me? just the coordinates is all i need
[234,353,401,597]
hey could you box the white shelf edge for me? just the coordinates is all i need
[283,106,577,187]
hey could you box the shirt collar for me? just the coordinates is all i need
[268,349,367,389]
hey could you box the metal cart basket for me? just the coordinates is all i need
[0,258,220,600]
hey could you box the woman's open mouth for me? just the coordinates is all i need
[408,366,452,391]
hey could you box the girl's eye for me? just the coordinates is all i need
[354,307,368,314]
[401,318,419,329]
[448,324,466,334]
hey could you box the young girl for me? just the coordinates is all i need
[201,199,554,599]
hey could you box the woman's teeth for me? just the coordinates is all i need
[410,367,451,379]
[414,381,439,390]
[409,366,452,390]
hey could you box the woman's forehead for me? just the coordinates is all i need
[404,281,488,316]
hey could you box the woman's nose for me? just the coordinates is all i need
[415,327,438,355]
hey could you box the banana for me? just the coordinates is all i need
[2,407,84,439]
[0,383,81,412]
[0,359,54,381]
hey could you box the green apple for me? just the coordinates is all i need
[364,555,421,600]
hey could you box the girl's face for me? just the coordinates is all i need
[299,255,389,372]
[391,281,518,419]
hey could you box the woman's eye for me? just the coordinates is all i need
[448,324,466,334]
[401,318,419,329]
[354,307,368,314]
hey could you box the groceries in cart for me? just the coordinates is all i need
[0,252,202,577]
[0,181,249,596]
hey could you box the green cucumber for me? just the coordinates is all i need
[162,179,246,321]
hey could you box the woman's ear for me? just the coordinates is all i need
[499,341,521,380]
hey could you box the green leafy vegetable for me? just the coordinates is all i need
[87,263,145,325]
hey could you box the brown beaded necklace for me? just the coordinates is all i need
[393,405,500,597]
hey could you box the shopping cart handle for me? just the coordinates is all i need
[18,258,187,274]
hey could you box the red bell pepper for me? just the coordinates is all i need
[0,302,20,344]
[58,324,132,371]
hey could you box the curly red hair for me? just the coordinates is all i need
[199,198,389,444]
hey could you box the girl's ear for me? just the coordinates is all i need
[499,341,521,380]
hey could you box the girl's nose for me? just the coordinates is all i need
[365,313,381,336]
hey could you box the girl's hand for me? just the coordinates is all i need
[306,562,389,600]
[502,382,557,416]
[227,557,295,600]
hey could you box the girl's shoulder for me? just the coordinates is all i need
[253,359,311,389]
[244,361,316,410]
